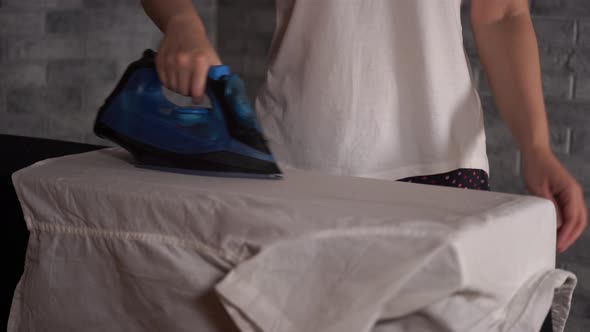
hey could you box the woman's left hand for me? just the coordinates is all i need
[521,148,587,253]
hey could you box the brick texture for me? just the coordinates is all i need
[576,77,590,100]
[6,86,83,115]
[46,59,118,85]
[0,63,45,86]
[1,36,86,61]
[2,0,82,8]
[570,48,590,73]
[0,10,45,35]
[580,20,590,45]
[45,10,158,35]
[533,17,576,46]
[532,0,590,17]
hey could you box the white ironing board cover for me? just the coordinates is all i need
[8,148,576,332]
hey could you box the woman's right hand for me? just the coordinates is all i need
[156,13,222,102]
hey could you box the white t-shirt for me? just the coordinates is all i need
[255,0,489,180]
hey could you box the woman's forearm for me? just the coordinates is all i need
[141,0,203,33]
[472,10,551,157]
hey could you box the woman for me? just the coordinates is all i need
[141,0,586,253]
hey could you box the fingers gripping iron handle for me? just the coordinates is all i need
[141,49,273,155]
[140,49,230,97]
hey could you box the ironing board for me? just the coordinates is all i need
[8,148,577,332]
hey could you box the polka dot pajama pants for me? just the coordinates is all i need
[397,168,491,191]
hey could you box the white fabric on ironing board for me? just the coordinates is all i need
[9,148,576,332]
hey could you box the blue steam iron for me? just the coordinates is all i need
[94,49,282,179]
